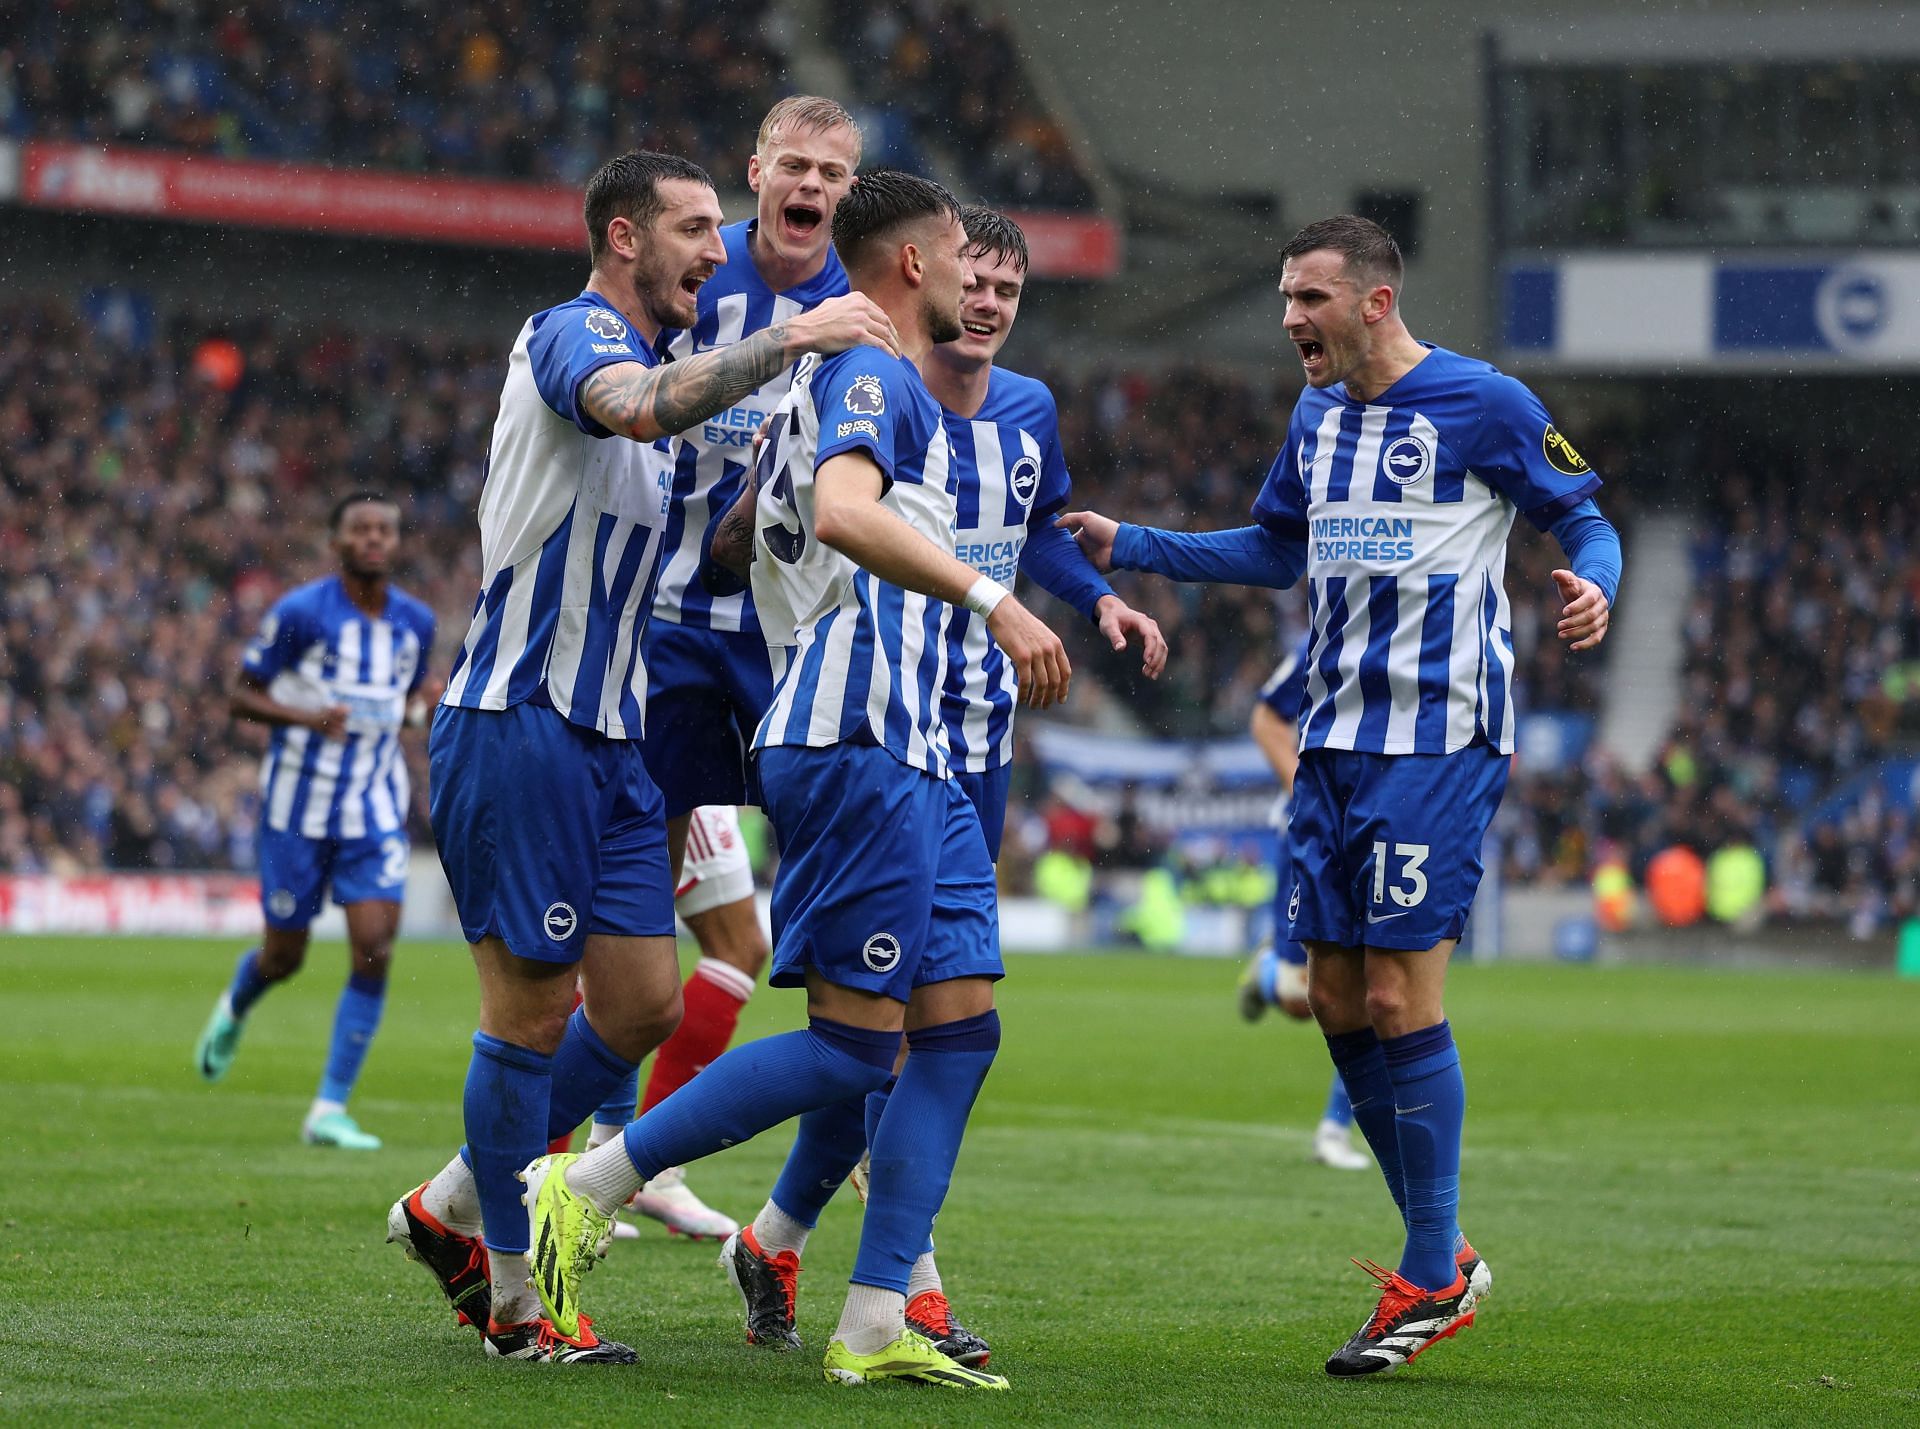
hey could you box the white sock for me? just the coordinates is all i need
[585,1120,623,1151]
[834,1282,906,1355]
[750,1199,811,1258]
[420,1153,483,1236]
[489,1251,540,1326]
[564,1135,646,1214]
[306,1097,345,1124]
[906,1251,942,1303]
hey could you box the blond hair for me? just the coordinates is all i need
[756,96,863,167]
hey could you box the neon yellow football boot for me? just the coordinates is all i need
[520,1153,613,1340]
[822,1328,1008,1389]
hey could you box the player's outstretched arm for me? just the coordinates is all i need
[229,672,347,741]
[1017,522,1166,678]
[579,294,901,442]
[815,452,1071,708]
[1058,510,1305,590]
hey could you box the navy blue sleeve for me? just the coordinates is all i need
[527,301,651,437]
[1019,523,1113,622]
[1257,635,1312,719]
[1547,498,1622,607]
[241,596,305,682]
[1250,416,1310,541]
[1462,374,1603,530]
[408,606,438,692]
[813,349,912,485]
[1111,522,1305,589]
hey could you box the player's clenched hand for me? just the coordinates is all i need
[1095,595,1167,679]
[1056,509,1118,572]
[987,598,1072,709]
[311,706,350,741]
[1552,569,1609,652]
[784,293,900,358]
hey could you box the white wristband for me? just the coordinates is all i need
[963,575,1009,618]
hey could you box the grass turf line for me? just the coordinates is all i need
[0,937,1913,1425]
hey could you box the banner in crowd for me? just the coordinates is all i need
[6,141,1123,278]
[1502,252,1920,369]
[0,874,263,935]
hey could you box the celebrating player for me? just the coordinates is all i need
[585,96,864,1244]
[1236,637,1371,1172]
[1062,214,1620,1376]
[381,150,900,1365]
[521,171,1067,1391]
[718,204,1166,1365]
[193,493,436,1151]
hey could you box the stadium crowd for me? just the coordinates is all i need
[2,0,1097,207]
[3,294,1907,934]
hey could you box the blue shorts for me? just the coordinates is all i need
[1287,744,1510,952]
[1269,822,1306,968]
[954,763,1014,863]
[759,743,1001,1002]
[256,826,409,928]
[640,619,775,817]
[429,700,675,963]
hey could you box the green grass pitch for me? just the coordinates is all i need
[0,937,1913,1425]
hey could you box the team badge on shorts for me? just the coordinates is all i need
[543,902,579,942]
[268,888,297,920]
[1288,884,1302,921]
[862,931,902,973]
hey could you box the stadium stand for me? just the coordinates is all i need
[2,0,1099,206]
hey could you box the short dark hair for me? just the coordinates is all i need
[584,151,714,264]
[329,491,398,532]
[960,205,1029,276]
[831,169,962,275]
[1281,214,1403,292]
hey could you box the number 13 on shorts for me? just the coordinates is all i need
[1371,841,1430,908]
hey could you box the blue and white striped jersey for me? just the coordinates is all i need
[750,345,958,776]
[1257,633,1312,725]
[939,367,1074,773]
[1252,345,1600,756]
[243,575,436,840]
[441,292,675,740]
[656,221,848,634]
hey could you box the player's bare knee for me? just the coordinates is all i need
[1363,980,1412,1032]
[350,940,393,981]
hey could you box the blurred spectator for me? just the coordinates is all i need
[5,0,1100,208]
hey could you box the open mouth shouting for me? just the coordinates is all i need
[680,267,715,300]
[1294,336,1327,379]
[780,202,824,245]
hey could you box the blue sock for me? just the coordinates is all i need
[621,1019,899,1183]
[316,972,386,1105]
[852,1010,998,1292]
[1325,1027,1407,1224]
[769,1096,868,1226]
[864,1077,934,1255]
[544,1008,638,1143]
[592,1063,641,1132]
[463,1032,552,1255]
[1322,1072,1353,1127]
[1383,1019,1466,1291]
[226,948,273,1017]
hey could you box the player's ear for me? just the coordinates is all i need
[747,153,764,193]
[900,240,924,289]
[605,214,641,261]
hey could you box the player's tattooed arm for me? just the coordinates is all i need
[707,468,759,583]
[581,293,901,441]
[581,328,793,441]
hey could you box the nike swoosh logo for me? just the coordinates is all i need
[1366,909,1410,924]
[1394,1102,1433,1115]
